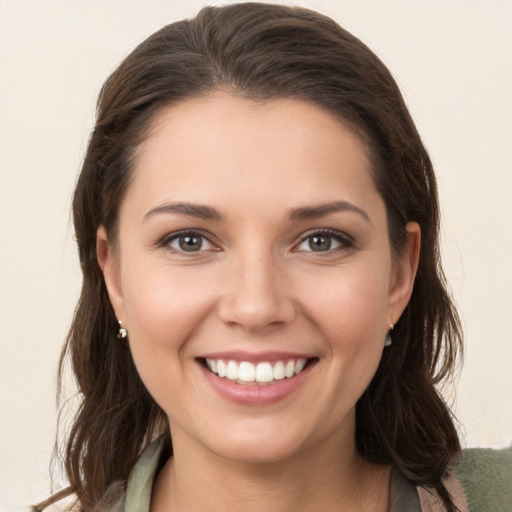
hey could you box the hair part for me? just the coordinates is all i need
[39,3,462,511]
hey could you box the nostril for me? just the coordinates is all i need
[218,294,296,332]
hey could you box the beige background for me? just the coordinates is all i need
[1,0,511,509]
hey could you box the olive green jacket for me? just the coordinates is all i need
[104,438,511,512]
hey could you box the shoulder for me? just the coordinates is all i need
[94,436,168,512]
[452,446,512,512]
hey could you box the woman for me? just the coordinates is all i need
[36,3,510,512]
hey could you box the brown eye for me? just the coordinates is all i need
[165,231,216,253]
[296,229,352,253]
[309,235,332,251]
[178,234,203,252]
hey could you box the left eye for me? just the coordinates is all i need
[296,231,350,252]
[166,232,215,253]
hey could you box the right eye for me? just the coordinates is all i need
[164,231,217,253]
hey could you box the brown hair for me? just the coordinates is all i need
[39,3,462,511]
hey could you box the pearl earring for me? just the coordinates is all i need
[384,324,394,347]
[117,320,128,339]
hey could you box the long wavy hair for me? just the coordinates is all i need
[38,3,462,511]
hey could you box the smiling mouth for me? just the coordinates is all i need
[199,357,318,385]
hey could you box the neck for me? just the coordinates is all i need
[151,425,390,512]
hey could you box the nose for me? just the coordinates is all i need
[217,250,296,333]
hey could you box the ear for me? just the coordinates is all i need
[97,225,126,322]
[387,222,421,326]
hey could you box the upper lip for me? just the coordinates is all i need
[198,351,315,363]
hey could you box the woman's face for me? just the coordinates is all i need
[98,92,419,464]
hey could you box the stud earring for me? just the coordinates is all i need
[117,320,128,339]
[384,324,394,347]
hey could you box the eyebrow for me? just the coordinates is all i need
[144,202,223,221]
[143,200,370,223]
[288,201,370,223]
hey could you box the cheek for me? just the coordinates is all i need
[284,266,391,441]
[122,261,217,342]
[297,264,389,400]
[298,264,391,345]
[119,263,218,405]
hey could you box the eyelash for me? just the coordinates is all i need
[158,228,354,255]
[295,228,354,254]
[159,229,219,255]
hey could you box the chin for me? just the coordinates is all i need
[213,438,304,465]
[193,418,319,466]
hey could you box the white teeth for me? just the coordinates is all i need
[285,360,295,378]
[273,361,285,380]
[295,359,306,375]
[217,360,227,377]
[256,362,273,383]
[205,357,310,384]
[226,361,239,380]
[238,361,256,382]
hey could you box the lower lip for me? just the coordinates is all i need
[199,361,315,406]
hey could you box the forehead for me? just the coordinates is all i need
[126,92,381,218]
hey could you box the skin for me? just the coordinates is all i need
[98,92,420,512]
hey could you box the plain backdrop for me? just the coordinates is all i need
[1,0,511,509]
